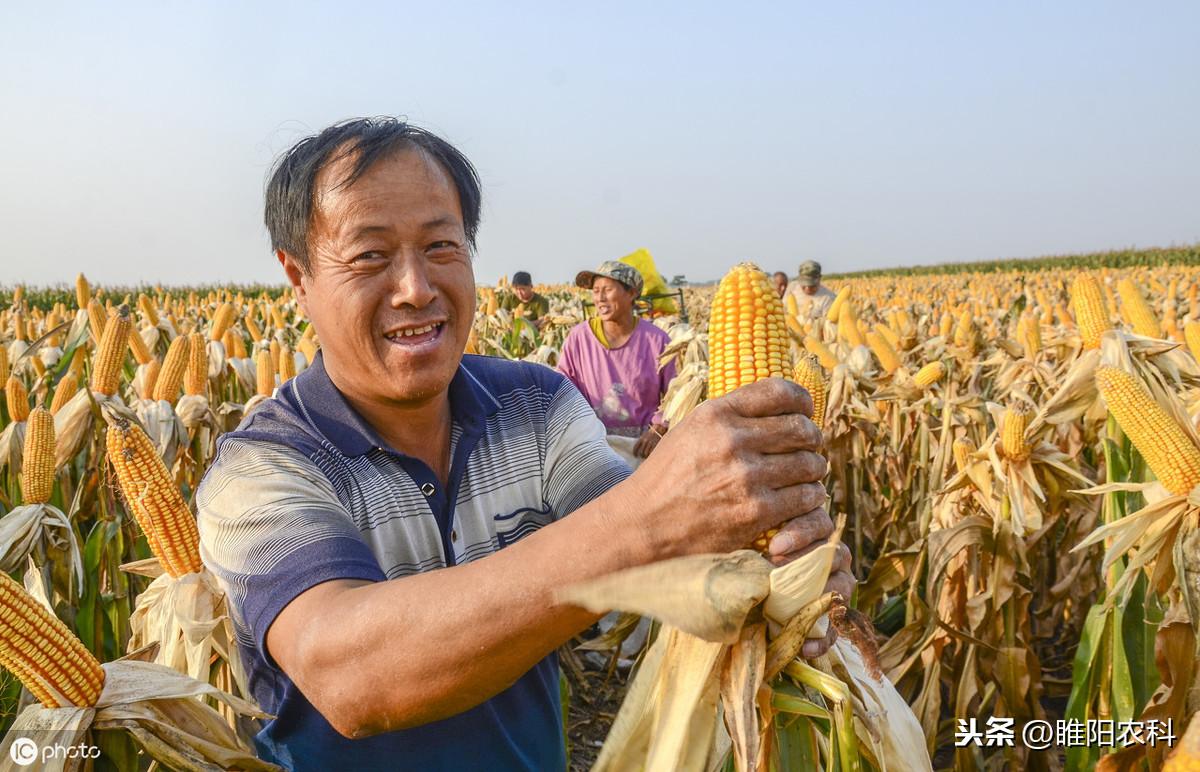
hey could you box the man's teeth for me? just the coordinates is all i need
[388,323,440,339]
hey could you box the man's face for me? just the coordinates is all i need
[281,146,474,408]
[773,274,788,297]
[514,285,534,303]
[802,283,819,296]
[592,277,635,322]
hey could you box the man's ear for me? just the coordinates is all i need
[277,250,309,317]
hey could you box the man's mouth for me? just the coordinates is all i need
[384,321,445,349]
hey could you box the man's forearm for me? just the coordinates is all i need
[277,479,652,737]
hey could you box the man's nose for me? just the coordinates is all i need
[388,256,437,308]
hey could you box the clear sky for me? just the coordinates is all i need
[1,1,1196,287]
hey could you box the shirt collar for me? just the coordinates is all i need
[287,351,501,458]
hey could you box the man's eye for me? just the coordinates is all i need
[428,241,459,252]
[354,252,386,263]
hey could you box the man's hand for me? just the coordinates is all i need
[765,507,856,658]
[617,378,827,559]
[632,425,666,458]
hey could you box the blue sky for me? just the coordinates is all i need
[0,1,1196,286]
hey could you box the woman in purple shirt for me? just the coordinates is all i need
[558,260,677,458]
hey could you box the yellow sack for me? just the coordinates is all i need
[619,248,678,315]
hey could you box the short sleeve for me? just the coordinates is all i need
[542,379,631,518]
[196,439,386,664]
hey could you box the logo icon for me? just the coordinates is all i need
[9,738,37,766]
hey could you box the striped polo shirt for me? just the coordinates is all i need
[196,352,631,771]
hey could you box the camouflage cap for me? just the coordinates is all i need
[575,260,645,295]
[797,260,823,287]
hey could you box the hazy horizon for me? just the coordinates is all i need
[1,1,1197,288]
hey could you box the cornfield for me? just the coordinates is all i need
[4,243,1200,770]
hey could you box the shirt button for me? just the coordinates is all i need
[451,529,458,542]
[420,482,436,496]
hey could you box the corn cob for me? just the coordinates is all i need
[826,287,850,322]
[184,332,207,397]
[137,293,159,326]
[90,306,132,397]
[953,309,977,352]
[21,407,55,504]
[49,372,79,415]
[209,302,235,341]
[13,312,26,342]
[803,336,837,370]
[298,337,319,365]
[73,274,90,311]
[245,316,264,343]
[1000,406,1033,461]
[876,322,902,351]
[271,304,287,331]
[0,571,105,707]
[1117,277,1163,338]
[1185,321,1200,363]
[1069,273,1111,349]
[706,263,792,552]
[106,418,203,577]
[1096,366,1200,495]
[913,361,945,388]
[6,376,30,422]
[866,330,901,375]
[952,439,974,473]
[0,346,8,384]
[302,324,317,342]
[279,344,297,383]
[153,335,190,404]
[793,354,827,430]
[938,312,954,338]
[256,350,275,396]
[269,338,281,372]
[838,302,866,348]
[128,326,153,366]
[87,298,107,344]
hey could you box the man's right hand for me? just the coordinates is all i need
[616,377,828,560]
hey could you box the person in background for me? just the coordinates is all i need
[558,261,675,458]
[501,271,550,328]
[786,259,837,320]
[772,271,789,298]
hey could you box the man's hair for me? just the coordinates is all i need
[773,271,788,280]
[264,117,482,273]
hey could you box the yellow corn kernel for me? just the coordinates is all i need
[793,354,827,430]
[105,418,203,578]
[6,376,29,422]
[913,361,945,388]
[279,344,297,384]
[866,330,901,375]
[21,407,55,504]
[1117,277,1163,338]
[0,572,105,707]
[74,274,90,310]
[86,299,107,345]
[137,293,159,327]
[1096,366,1200,495]
[1069,273,1111,349]
[153,335,190,405]
[184,332,207,397]
[90,306,132,397]
[127,326,153,366]
[1000,406,1033,462]
[256,350,275,397]
[209,302,235,342]
[826,287,850,322]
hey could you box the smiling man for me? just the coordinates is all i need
[196,117,853,771]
